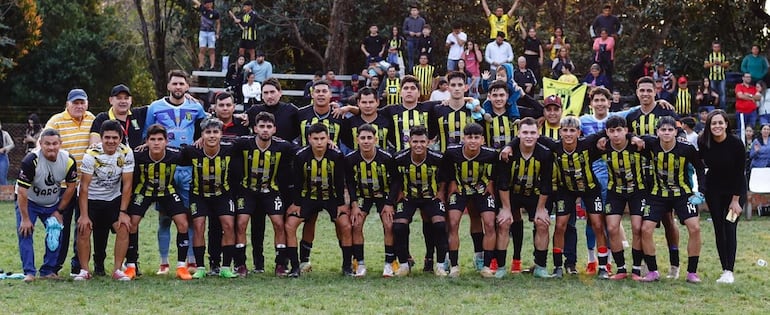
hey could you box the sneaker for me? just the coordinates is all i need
[236,265,249,277]
[355,264,367,278]
[176,266,192,280]
[551,267,564,278]
[474,255,484,271]
[716,270,734,284]
[186,263,197,274]
[494,268,507,279]
[585,261,598,275]
[156,264,170,275]
[342,266,355,277]
[606,263,613,275]
[510,259,522,274]
[251,268,265,274]
[609,272,628,280]
[219,267,238,278]
[666,266,680,279]
[274,264,286,277]
[490,258,498,272]
[73,270,91,281]
[23,274,35,283]
[534,266,552,278]
[631,273,643,281]
[395,263,410,276]
[640,270,660,282]
[422,258,434,273]
[112,270,131,281]
[434,263,447,277]
[207,267,221,276]
[449,266,460,278]
[480,267,494,278]
[566,265,578,275]
[382,263,394,277]
[40,273,61,281]
[598,268,610,279]
[192,267,206,279]
[124,265,137,280]
[300,261,312,273]
[686,272,701,283]
[287,267,301,278]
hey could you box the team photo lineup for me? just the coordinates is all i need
[14,0,757,287]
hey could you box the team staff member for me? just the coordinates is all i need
[341,87,393,151]
[497,118,554,278]
[390,126,450,276]
[346,124,397,277]
[284,124,352,277]
[124,124,192,280]
[16,129,78,282]
[232,112,298,277]
[637,116,706,283]
[74,120,134,281]
[443,123,499,278]
[379,66,402,106]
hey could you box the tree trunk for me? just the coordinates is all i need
[135,0,165,97]
[323,0,353,73]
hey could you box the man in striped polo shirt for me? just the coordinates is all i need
[44,88,95,276]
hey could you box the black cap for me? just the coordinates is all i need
[110,84,131,97]
[256,50,265,57]
[243,1,253,6]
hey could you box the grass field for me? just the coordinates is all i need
[1,200,769,314]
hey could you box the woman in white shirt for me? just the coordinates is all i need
[242,72,262,107]
[756,81,770,126]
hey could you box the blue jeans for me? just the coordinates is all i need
[17,201,60,276]
[406,39,419,74]
[0,153,8,185]
[713,79,727,109]
[447,59,459,72]
[759,114,770,126]
[740,111,758,129]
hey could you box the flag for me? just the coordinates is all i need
[542,78,588,117]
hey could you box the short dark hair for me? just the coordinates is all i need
[100,119,124,137]
[313,80,330,88]
[254,112,276,126]
[40,128,61,139]
[357,123,377,136]
[200,117,224,131]
[656,116,677,129]
[215,92,234,102]
[314,71,324,77]
[307,123,328,137]
[520,117,537,127]
[590,87,611,100]
[488,81,509,95]
[681,117,696,129]
[606,116,627,129]
[636,76,655,87]
[262,77,282,91]
[409,125,427,138]
[167,70,189,83]
[463,123,483,136]
[446,71,467,83]
[401,75,420,90]
[146,124,168,139]
[357,87,378,101]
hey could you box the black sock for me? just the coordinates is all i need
[449,250,460,266]
[598,255,608,266]
[127,232,139,264]
[393,223,410,263]
[495,249,507,268]
[483,250,494,267]
[341,246,353,269]
[287,247,299,269]
[222,245,234,267]
[353,244,364,262]
[234,244,246,266]
[669,247,679,267]
[432,221,448,264]
[471,232,484,253]
[644,255,658,272]
[276,245,287,265]
[384,245,395,263]
[193,246,206,268]
[300,240,313,263]
[423,221,435,259]
[535,249,547,267]
[511,221,523,260]
[687,256,699,273]
[177,233,189,263]
[612,250,626,273]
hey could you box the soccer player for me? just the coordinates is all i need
[443,123,500,278]
[637,116,705,282]
[346,124,397,277]
[341,87,393,152]
[390,125,450,276]
[497,118,554,278]
[284,123,352,277]
[600,116,647,280]
[16,129,78,282]
[74,120,134,281]
[180,118,238,279]
[232,112,298,277]
[124,124,192,280]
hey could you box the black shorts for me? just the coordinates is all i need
[394,198,445,222]
[240,39,257,50]
[190,194,235,218]
[297,199,342,222]
[87,197,121,231]
[605,191,647,216]
[511,194,548,221]
[128,193,187,218]
[554,189,603,217]
[645,195,698,224]
[236,192,286,216]
[447,193,496,213]
[356,198,387,214]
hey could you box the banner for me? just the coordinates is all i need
[542,78,588,117]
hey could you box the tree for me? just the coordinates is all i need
[0,0,42,80]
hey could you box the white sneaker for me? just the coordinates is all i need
[355,264,367,277]
[382,263,394,277]
[434,263,448,277]
[666,266,680,279]
[395,262,410,277]
[449,265,461,278]
[300,261,312,273]
[716,270,734,284]
[73,270,92,281]
[480,267,494,278]
[112,269,131,281]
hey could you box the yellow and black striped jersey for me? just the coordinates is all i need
[180,143,235,197]
[239,11,258,41]
[538,133,604,193]
[132,147,181,197]
[600,142,647,194]
[540,123,561,140]
[412,65,435,97]
[293,146,347,205]
[341,114,393,151]
[231,136,298,194]
[641,136,706,198]
[443,144,499,196]
[497,141,554,197]
[297,105,344,146]
[383,77,402,106]
[381,102,437,152]
[346,148,395,202]
[705,51,727,81]
[390,148,447,201]
[430,105,475,152]
[674,88,692,116]
[484,113,515,150]
[625,105,677,137]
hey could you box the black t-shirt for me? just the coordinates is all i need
[200,7,220,32]
[246,102,300,142]
[90,107,147,149]
[221,117,251,142]
[523,37,542,54]
[363,35,385,56]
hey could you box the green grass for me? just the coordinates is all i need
[1,200,769,314]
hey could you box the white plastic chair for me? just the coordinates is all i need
[748,167,770,218]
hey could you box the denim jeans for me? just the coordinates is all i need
[447,59,459,72]
[0,153,8,185]
[713,79,727,109]
[740,111,758,129]
[406,39,419,74]
[17,201,60,276]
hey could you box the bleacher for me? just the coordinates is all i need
[190,71,354,97]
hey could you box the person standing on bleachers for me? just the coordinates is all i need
[193,0,220,71]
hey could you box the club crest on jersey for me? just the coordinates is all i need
[186,112,192,121]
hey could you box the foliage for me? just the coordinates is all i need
[0,0,42,80]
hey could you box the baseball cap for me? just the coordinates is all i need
[544,95,562,107]
[351,74,359,81]
[256,50,265,57]
[67,89,88,102]
[656,61,665,67]
[110,84,131,97]
[678,76,688,84]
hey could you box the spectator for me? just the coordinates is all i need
[653,61,675,93]
[481,0,519,41]
[361,56,384,82]
[654,78,673,103]
[696,77,720,112]
[674,76,694,116]
[418,24,435,65]
[750,124,770,168]
[243,51,273,84]
[551,47,575,79]
[758,81,770,125]
[445,22,467,71]
[232,1,258,60]
[704,40,729,109]
[681,117,699,149]
[627,55,653,91]
[386,26,406,75]
[558,63,578,84]
[741,45,769,84]
[609,90,625,112]
[592,28,615,81]
[545,26,571,61]
[380,66,401,106]
[403,5,426,74]
[368,76,382,102]
[463,40,482,97]
[413,53,436,101]
[519,18,544,81]
[583,63,611,90]
[24,113,43,153]
[590,4,622,38]
[484,31,514,77]
[695,108,708,133]
[457,59,478,98]
[326,70,345,102]
[735,72,761,128]
[361,24,386,60]
[242,72,262,107]
[193,0,220,71]
[303,71,324,104]
[429,78,450,101]
[746,126,755,148]
[513,56,537,97]
[344,74,363,104]
[0,120,13,185]
[225,55,246,103]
